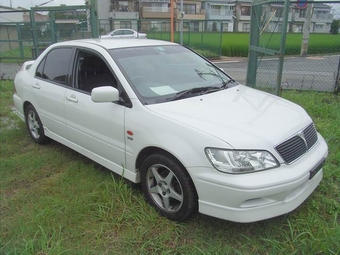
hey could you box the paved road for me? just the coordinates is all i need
[215,55,340,92]
[0,62,22,80]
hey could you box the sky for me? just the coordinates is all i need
[0,0,85,9]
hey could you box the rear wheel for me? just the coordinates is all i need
[25,105,49,144]
[141,153,198,221]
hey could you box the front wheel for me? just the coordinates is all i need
[141,153,198,221]
[25,105,49,144]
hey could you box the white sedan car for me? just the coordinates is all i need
[101,29,147,39]
[13,39,328,222]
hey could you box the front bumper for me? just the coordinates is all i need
[188,134,328,223]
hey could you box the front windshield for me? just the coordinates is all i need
[110,45,235,104]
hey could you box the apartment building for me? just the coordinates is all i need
[294,3,333,33]
[233,0,251,32]
[201,0,234,31]
[265,2,333,33]
[98,0,139,32]
[181,0,205,31]
[96,0,334,34]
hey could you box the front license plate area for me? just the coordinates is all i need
[309,158,326,180]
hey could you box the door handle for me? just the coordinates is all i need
[32,83,40,89]
[66,95,78,103]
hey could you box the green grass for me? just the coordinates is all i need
[1,80,339,254]
[0,47,33,63]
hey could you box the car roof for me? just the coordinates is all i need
[51,38,176,50]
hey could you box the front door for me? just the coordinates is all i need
[64,50,126,175]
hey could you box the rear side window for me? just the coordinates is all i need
[124,30,134,35]
[35,48,73,85]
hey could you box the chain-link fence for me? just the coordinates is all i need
[0,5,92,62]
[1,10,34,61]
[247,0,340,94]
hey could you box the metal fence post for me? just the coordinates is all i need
[335,57,340,95]
[49,11,57,43]
[16,23,24,59]
[219,21,223,58]
[275,0,290,96]
[90,0,99,38]
[246,5,261,88]
[29,8,39,59]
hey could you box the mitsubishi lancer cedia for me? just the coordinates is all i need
[13,39,328,222]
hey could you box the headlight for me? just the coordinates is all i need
[205,148,279,174]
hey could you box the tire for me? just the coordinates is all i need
[140,153,198,221]
[25,105,49,144]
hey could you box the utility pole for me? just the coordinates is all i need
[300,3,312,57]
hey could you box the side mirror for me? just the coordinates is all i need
[91,86,119,103]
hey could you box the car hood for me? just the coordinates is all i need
[145,85,312,150]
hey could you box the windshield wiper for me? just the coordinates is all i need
[203,62,236,89]
[168,86,221,101]
[195,68,221,80]
[220,78,236,89]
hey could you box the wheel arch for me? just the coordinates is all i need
[23,101,33,116]
[135,146,198,191]
[136,147,180,173]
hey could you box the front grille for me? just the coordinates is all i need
[275,123,318,164]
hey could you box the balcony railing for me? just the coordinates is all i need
[207,9,233,20]
[143,7,170,13]
[210,9,233,16]
[140,7,175,18]
[313,13,333,20]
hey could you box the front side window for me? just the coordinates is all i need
[113,30,122,36]
[75,51,117,93]
[110,45,235,105]
[35,48,73,85]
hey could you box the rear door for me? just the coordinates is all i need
[32,47,73,138]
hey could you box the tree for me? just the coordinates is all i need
[330,19,340,35]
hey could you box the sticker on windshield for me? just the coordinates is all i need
[150,86,178,95]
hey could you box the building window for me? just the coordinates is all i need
[192,21,199,32]
[299,9,306,18]
[241,6,250,16]
[315,24,324,29]
[222,22,229,32]
[120,21,131,29]
[183,4,196,15]
[242,23,250,32]
[275,7,283,18]
[315,11,328,19]
[211,5,231,16]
